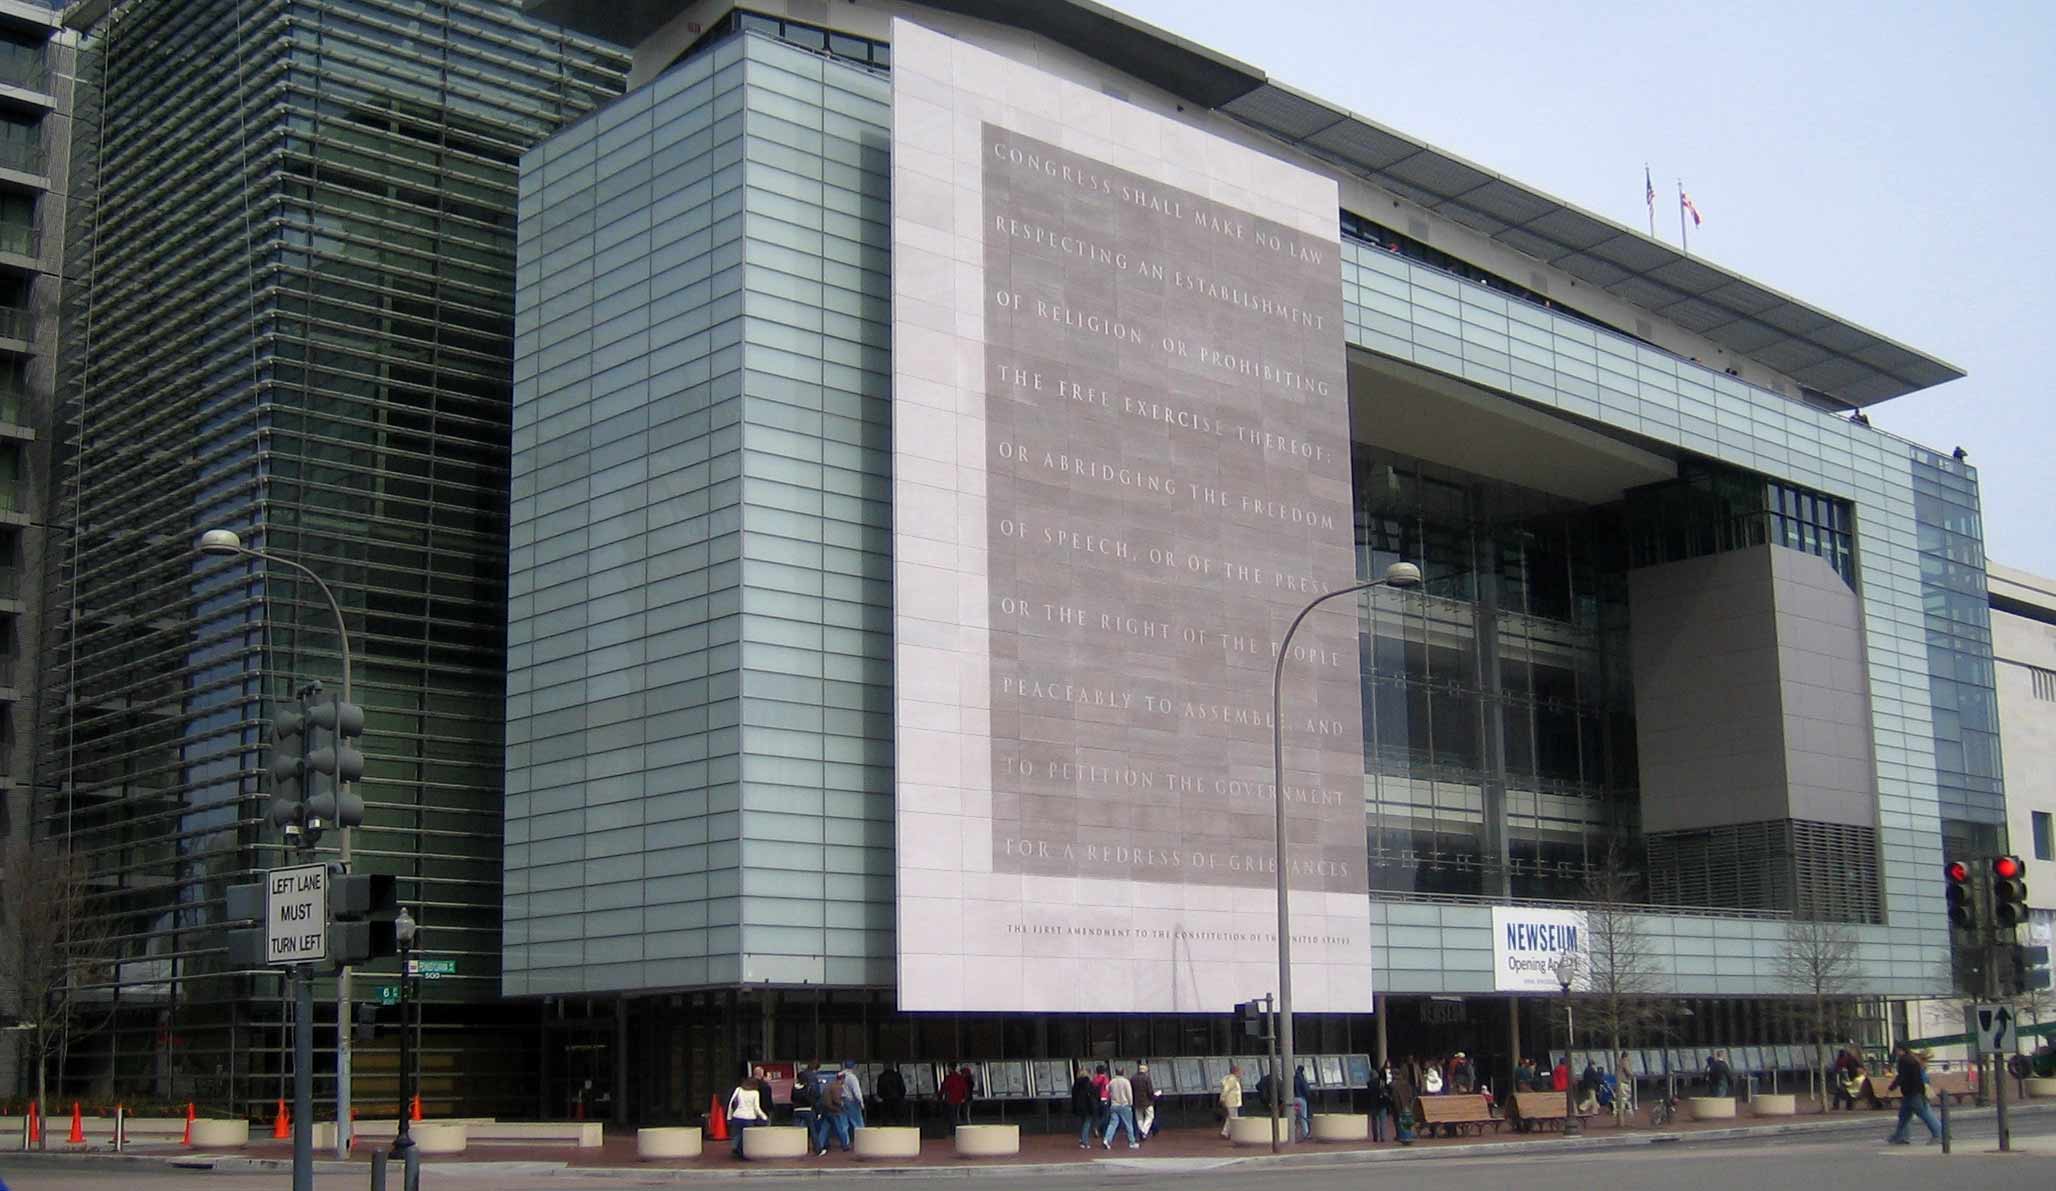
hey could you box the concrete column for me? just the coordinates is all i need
[1374,993,1389,1066]
[1507,996,1522,1090]
[614,998,630,1126]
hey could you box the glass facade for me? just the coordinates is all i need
[1913,451,2005,850]
[42,0,624,1112]
[1353,445,1638,902]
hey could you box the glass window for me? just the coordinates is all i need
[2034,811,2053,862]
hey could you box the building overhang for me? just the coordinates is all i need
[527,0,1964,406]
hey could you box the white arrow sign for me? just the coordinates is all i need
[1972,1002,2013,1055]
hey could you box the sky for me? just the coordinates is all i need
[1101,0,2056,574]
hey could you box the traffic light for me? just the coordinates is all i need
[1992,855,2028,929]
[2018,945,2053,993]
[353,1003,384,1043]
[1946,859,1976,930]
[1236,999,1264,1038]
[305,694,366,829]
[329,869,399,965]
[268,702,307,831]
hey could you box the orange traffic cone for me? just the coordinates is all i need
[706,1095,728,1141]
[271,1099,290,1140]
[410,1094,423,1122]
[26,1100,41,1145]
[66,1102,84,1145]
[182,1102,195,1146]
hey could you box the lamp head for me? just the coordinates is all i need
[395,906,417,945]
[1551,949,1578,990]
[1382,561,1422,588]
[197,529,245,556]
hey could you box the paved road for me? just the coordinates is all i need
[3,1111,2052,1190]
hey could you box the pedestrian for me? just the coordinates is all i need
[1705,1049,1732,1098]
[1132,1062,1157,1142]
[814,1067,851,1155]
[878,1063,907,1125]
[1365,1064,1388,1142]
[752,1066,777,1122]
[1551,1054,1570,1092]
[728,1066,768,1158]
[1515,1056,1537,1091]
[1218,1063,1244,1138]
[1831,1060,1863,1112]
[1577,1060,1603,1116]
[1885,1045,1941,1145]
[955,1064,978,1122]
[1614,1051,1636,1123]
[1390,1063,1418,1145]
[940,1064,970,1124]
[1070,1066,1100,1149]
[1292,1064,1312,1141]
[1102,1065,1140,1149]
[1450,1052,1474,1094]
[838,1061,866,1136]
[1421,1061,1444,1096]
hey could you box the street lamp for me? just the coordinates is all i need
[197,528,360,1155]
[393,907,420,1190]
[1270,559,1421,1145]
[1553,949,1581,1136]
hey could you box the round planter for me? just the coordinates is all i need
[740,1125,809,1159]
[1688,1097,1736,1121]
[1751,1094,1796,1117]
[411,1122,468,1154]
[2025,1077,2056,1099]
[1310,1113,1369,1141]
[953,1123,1019,1157]
[189,1119,250,1148]
[636,1126,703,1159]
[1227,1115,1285,1146]
[853,1126,921,1159]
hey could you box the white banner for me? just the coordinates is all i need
[1492,906,1588,993]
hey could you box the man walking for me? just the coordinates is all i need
[1218,1064,1243,1138]
[1102,1066,1139,1149]
[1885,1045,1941,1145]
[1132,1062,1157,1142]
[838,1061,866,1136]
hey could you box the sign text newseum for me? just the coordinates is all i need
[1491,906,1588,992]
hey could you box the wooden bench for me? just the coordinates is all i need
[1864,1070,1973,1107]
[1416,1094,1501,1137]
[1511,1090,1595,1131]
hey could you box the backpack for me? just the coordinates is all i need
[824,1079,846,1111]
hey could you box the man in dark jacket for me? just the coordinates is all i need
[877,1065,907,1124]
[1132,1063,1158,1141]
[1070,1068,1100,1149]
[1885,1046,1940,1144]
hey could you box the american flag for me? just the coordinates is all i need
[1681,189,1703,226]
[1645,167,1655,214]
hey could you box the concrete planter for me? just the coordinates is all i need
[411,1122,468,1154]
[741,1125,809,1159]
[189,1119,250,1148]
[636,1127,702,1159]
[1227,1115,1285,1146]
[1310,1113,1369,1141]
[953,1124,1019,1157]
[1751,1094,1797,1117]
[1688,1097,1736,1121]
[853,1126,921,1159]
[2026,1077,2056,1099]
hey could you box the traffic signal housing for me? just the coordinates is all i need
[329,869,399,965]
[268,704,307,831]
[1946,859,1976,930]
[305,694,366,829]
[1236,999,1265,1038]
[1992,855,2028,929]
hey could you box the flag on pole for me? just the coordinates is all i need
[1645,167,1655,215]
[1680,189,1702,226]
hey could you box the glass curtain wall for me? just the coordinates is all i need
[1352,445,1639,902]
[44,0,624,1111]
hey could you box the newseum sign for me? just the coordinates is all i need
[889,19,1369,1012]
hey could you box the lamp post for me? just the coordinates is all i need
[393,907,420,1190]
[1271,560,1421,1145]
[197,528,358,1156]
[1553,949,1581,1136]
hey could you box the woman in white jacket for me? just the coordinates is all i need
[729,1067,769,1158]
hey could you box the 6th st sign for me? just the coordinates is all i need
[267,862,329,965]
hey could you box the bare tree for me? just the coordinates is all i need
[0,839,112,1138]
[1578,844,1662,1062]
[1772,919,1861,1104]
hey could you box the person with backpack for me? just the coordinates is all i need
[811,1063,850,1155]
[1885,1045,1940,1144]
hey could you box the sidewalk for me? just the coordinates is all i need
[43,1099,2055,1179]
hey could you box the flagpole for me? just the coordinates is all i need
[1678,180,1688,256]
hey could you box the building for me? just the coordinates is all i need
[31,0,625,1112]
[505,0,1999,1117]
[0,0,72,1101]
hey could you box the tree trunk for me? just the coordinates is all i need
[33,1024,46,1151]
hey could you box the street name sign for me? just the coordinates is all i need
[266,862,329,965]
